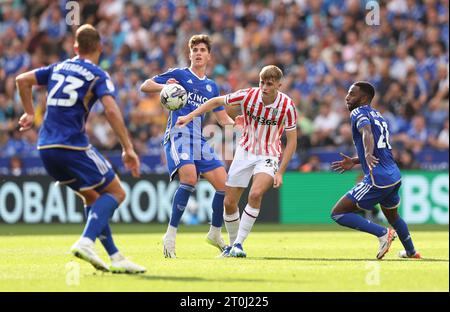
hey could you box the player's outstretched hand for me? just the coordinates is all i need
[18,113,35,132]
[234,115,245,131]
[176,115,193,128]
[273,172,283,188]
[365,153,379,171]
[331,153,354,173]
[122,148,141,178]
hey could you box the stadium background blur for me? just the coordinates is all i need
[0,0,448,175]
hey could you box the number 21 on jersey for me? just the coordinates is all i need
[374,119,392,149]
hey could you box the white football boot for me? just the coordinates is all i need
[376,228,397,259]
[163,234,176,258]
[205,230,227,252]
[216,245,232,258]
[230,243,247,258]
[70,239,109,272]
[110,253,146,274]
[398,250,422,259]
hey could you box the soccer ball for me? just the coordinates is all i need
[160,83,187,111]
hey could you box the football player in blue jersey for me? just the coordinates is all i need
[140,34,235,258]
[331,81,421,259]
[15,24,147,273]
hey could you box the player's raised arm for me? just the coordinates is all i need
[176,96,226,127]
[15,70,39,131]
[101,95,140,177]
[213,109,235,127]
[140,78,178,93]
[212,85,244,127]
[359,124,379,171]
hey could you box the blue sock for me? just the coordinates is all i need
[98,224,119,256]
[332,212,387,237]
[169,183,195,228]
[84,206,119,256]
[391,217,416,255]
[82,194,119,242]
[211,191,225,227]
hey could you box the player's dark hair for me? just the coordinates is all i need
[354,81,375,103]
[75,24,100,54]
[189,34,212,52]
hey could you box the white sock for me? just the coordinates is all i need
[110,252,123,262]
[224,211,240,245]
[80,237,94,246]
[165,224,177,240]
[235,204,260,245]
[209,225,222,235]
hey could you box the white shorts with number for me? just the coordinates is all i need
[226,145,279,188]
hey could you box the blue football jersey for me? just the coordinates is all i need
[34,57,116,149]
[350,105,401,187]
[152,68,224,144]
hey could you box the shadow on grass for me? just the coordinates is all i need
[82,271,293,284]
[253,257,449,263]
[135,275,273,283]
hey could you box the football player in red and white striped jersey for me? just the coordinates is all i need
[176,65,298,257]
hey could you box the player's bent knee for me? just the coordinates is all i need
[330,212,339,222]
[248,191,263,205]
[224,205,239,215]
[85,195,98,206]
[77,190,99,206]
[114,188,126,204]
[214,183,226,192]
[178,166,198,186]
[224,197,238,210]
[179,175,198,186]
[330,210,346,224]
[330,210,335,219]
[330,209,338,220]
[330,204,343,215]
[106,187,126,204]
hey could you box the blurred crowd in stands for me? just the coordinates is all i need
[0,0,448,174]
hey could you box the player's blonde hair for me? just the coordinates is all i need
[75,24,100,54]
[189,34,212,52]
[260,65,283,82]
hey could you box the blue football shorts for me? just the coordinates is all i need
[39,146,116,192]
[164,137,223,181]
[346,181,401,210]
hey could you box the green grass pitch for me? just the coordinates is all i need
[0,224,448,292]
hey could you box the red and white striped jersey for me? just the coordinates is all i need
[224,87,298,158]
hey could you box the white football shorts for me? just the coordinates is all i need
[226,145,279,188]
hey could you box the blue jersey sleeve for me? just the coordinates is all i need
[152,68,181,84]
[211,81,224,112]
[34,64,55,85]
[93,73,116,99]
[351,108,370,130]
